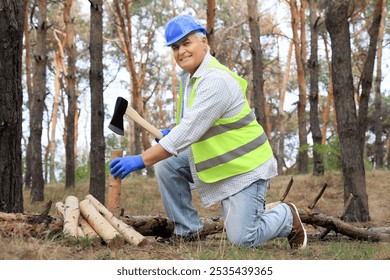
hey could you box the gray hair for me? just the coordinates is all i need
[192,31,207,41]
[173,31,206,46]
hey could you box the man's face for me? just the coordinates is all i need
[171,33,208,75]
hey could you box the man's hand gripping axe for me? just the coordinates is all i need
[108,97,163,139]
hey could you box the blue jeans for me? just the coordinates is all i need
[154,151,293,247]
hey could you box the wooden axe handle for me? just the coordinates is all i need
[125,106,163,139]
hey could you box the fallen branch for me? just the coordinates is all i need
[299,209,390,242]
[2,210,390,243]
[307,183,328,211]
[120,215,224,239]
[319,193,354,240]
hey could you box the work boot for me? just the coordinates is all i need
[157,231,206,244]
[172,231,206,242]
[286,202,307,249]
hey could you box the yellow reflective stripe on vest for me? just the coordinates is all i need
[176,83,183,125]
[195,132,269,172]
[198,110,256,142]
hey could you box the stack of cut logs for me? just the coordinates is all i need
[55,194,147,248]
[54,150,147,248]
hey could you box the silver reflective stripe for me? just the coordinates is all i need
[195,132,268,172]
[198,110,256,142]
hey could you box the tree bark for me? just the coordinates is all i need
[30,0,47,202]
[206,0,216,55]
[247,0,267,130]
[325,0,370,222]
[0,0,25,213]
[89,0,106,203]
[373,0,385,169]
[49,50,61,183]
[23,0,33,189]
[308,0,324,175]
[64,0,77,189]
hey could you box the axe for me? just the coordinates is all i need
[108,97,163,139]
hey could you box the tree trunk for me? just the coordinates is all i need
[247,0,268,132]
[373,0,385,169]
[290,0,308,173]
[50,51,61,183]
[386,133,390,168]
[23,0,33,189]
[321,34,336,143]
[308,0,324,176]
[89,0,106,204]
[64,0,76,189]
[277,41,293,175]
[325,0,370,222]
[357,0,384,157]
[0,0,25,213]
[30,0,47,202]
[206,0,216,55]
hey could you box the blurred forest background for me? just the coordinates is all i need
[0,0,389,223]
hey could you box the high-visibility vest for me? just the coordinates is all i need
[176,57,273,183]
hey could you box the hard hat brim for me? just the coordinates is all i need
[166,28,207,46]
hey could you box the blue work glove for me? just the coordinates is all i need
[110,155,145,180]
[155,128,171,143]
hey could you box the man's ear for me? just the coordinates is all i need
[202,36,208,50]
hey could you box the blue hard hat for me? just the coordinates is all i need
[165,14,207,46]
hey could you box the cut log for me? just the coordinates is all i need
[79,199,124,248]
[55,201,85,238]
[78,215,101,241]
[63,196,80,238]
[86,194,147,247]
[56,201,100,240]
[107,149,123,217]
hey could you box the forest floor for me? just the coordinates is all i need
[0,170,389,260]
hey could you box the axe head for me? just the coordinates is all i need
[108,97,128,136]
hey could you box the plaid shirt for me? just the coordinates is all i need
[159,52,277,207]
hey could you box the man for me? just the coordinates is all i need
[110,14,307,249]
